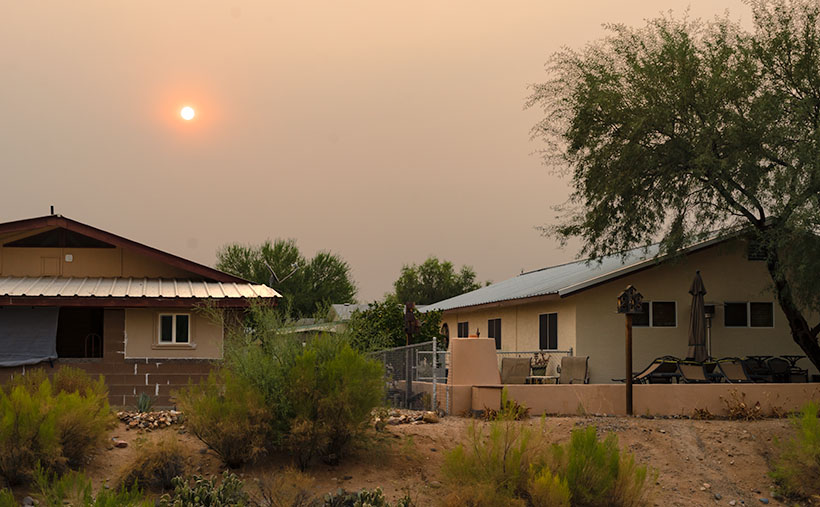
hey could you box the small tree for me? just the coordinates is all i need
[528,0,820,369]
[346,294,443,352]
[394,256,484,305]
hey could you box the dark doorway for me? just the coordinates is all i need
[56,308,104,358]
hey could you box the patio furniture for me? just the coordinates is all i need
[500,357,531,384]
[768,356,808,383]
[558,356,589,384]
[781,355,806,368]
[717,358,755,383]
[612,356,680,384]
[742,356,773,382]
[526,375,559,384]
[677,361,711,383]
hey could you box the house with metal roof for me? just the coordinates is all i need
[427,235,816,384]
[0,214,280,405]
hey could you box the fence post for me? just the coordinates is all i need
[432,338,437,413]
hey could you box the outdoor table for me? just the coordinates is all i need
[746,355,773,366]
[526,375,558,384]
[781,355,805,367]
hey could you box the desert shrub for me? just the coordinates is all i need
[0,489,15,507]
[323,487,413,507]
[441,482,526,507]
[771,402,820,499]
[175,369,270,468]
[527,467,571,507]
[254,468,315,507]
[118,437,186,491]
[34,465,150,507]
[545,426,650,507]
[483,389,530,421]
[52,366,104,396]
[158,472,249,507]
[286,336,385,467]
[0,382,62,485]
[54,385,115,468]
[6,368,49,394]
[136,392,154,413]
[721,390,763,420]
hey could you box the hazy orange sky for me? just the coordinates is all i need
[1,1,749,301]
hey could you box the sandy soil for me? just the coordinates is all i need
[9,414,802,506]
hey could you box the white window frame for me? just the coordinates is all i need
[158,313,191,344]
[724,302,775,328]
[632,301,677,328]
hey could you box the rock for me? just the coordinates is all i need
[199,448,209,454]
[429,481,442,489]
[422,411,439,424]
[22,496,35,506]
[758,499,768,505]
[114,440,128,448]
[343,475,353,481]
[714,493,722,500]
[729,501,736,506]
[659,429,666,434]
[703,483,711,489]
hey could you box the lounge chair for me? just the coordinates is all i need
[500,357,531,384]
[558,356,589,384]
[612,356,679,384]
[768,357,808,383]
[717,358,755,383]
[677,361,711,383]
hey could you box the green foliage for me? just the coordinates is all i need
[118,437,186,491]
[323,487,413,507]
[136,392,153,413]
[54,385,115,468]
[0,489,14,507]
[0,382,62,485]
[528,467,571,507]
[34,465,150,507]
[483,389,530,421]
[527,0,820,365]
[174,369,271,468]
[286,336,385,468]
[346,293,443,352]
[158,472,250,507]
[393,256,483,305]
[771,402,820,499]
[52,366,102,395]
[216,238,357,318]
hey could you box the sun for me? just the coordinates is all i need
[180,106,195,121]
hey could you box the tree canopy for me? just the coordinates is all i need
[216,239,357,318]
[527,0,820,367]
[393,256,484,305]
[346,294,443,352]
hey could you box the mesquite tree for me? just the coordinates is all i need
[528,0,820,368]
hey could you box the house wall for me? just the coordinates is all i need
[0,244,196,278]
[574,239,817,383]
[441,298,577,352]
[124,308,223,359]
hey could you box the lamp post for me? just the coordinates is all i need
[617,285,644,416]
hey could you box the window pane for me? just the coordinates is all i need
[651,302,676,327]
[725,303,748,327]
[750,302,773,327]
[548,313,558,350]
[632,302,650,327]
[458,322,468,338]
[175,315,189,343]
[539,314,548,349]
[159,315,173,342]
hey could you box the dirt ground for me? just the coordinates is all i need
[10,414,802,506]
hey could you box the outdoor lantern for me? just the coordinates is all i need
[617,285,644,314]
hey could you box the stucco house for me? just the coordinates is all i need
[0,214,280,405]
[425,235,818,384]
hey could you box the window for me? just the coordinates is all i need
[539,313,558,350]
[632,301,676,327]
[725,302,774,327]
[457,321,469,338]
[488,318,501,349]
[159,314,190,344]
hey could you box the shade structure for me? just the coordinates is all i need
[687,271,708,362]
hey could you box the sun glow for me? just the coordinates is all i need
[180,106,195,121]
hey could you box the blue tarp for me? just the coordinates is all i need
[0,307,59,367]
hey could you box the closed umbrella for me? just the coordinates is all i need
[687,271,708,362]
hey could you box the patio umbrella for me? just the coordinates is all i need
[687,271,708,362]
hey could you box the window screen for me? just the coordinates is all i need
[175,315,190,342]
[651,302,676,327]
[488,318,501,349]
[750,302,774,327]
[160,315,174,342]
[632,302,650,327]
[539,313,558,350]
[725,303,748,327]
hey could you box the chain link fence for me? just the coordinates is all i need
[371,340,450,414]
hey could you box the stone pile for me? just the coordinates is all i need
[117,410,182,431]
[377,409,440,426]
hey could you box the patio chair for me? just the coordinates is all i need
[612,356,679,384]
[768,357,809,383]
[742,357,773,382]
[500,357,531,384]
[676,361,711,383]
[716,358,755,383]
[558,356,589,384]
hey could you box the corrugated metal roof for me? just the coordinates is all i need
[424,235,729,312]
[330,303,370,321]
[0,277,280,299]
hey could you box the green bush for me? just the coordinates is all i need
[771,402,820,499]
[0,488,16,507]
[34,465,150,507]
[54,383,115,468]
[52,366,103,396]
[158,472,249,507]
[0,382,62,485]
[323,487,413,507]
[527,467,571,507]
[118,437,186,491]
[175,369,271,468]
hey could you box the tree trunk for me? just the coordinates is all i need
[765,248,820,372]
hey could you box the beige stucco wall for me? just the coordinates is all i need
[0,244,197,278]
[573,239,817,383]
[124,308,223,359]
[441,298,577,352]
